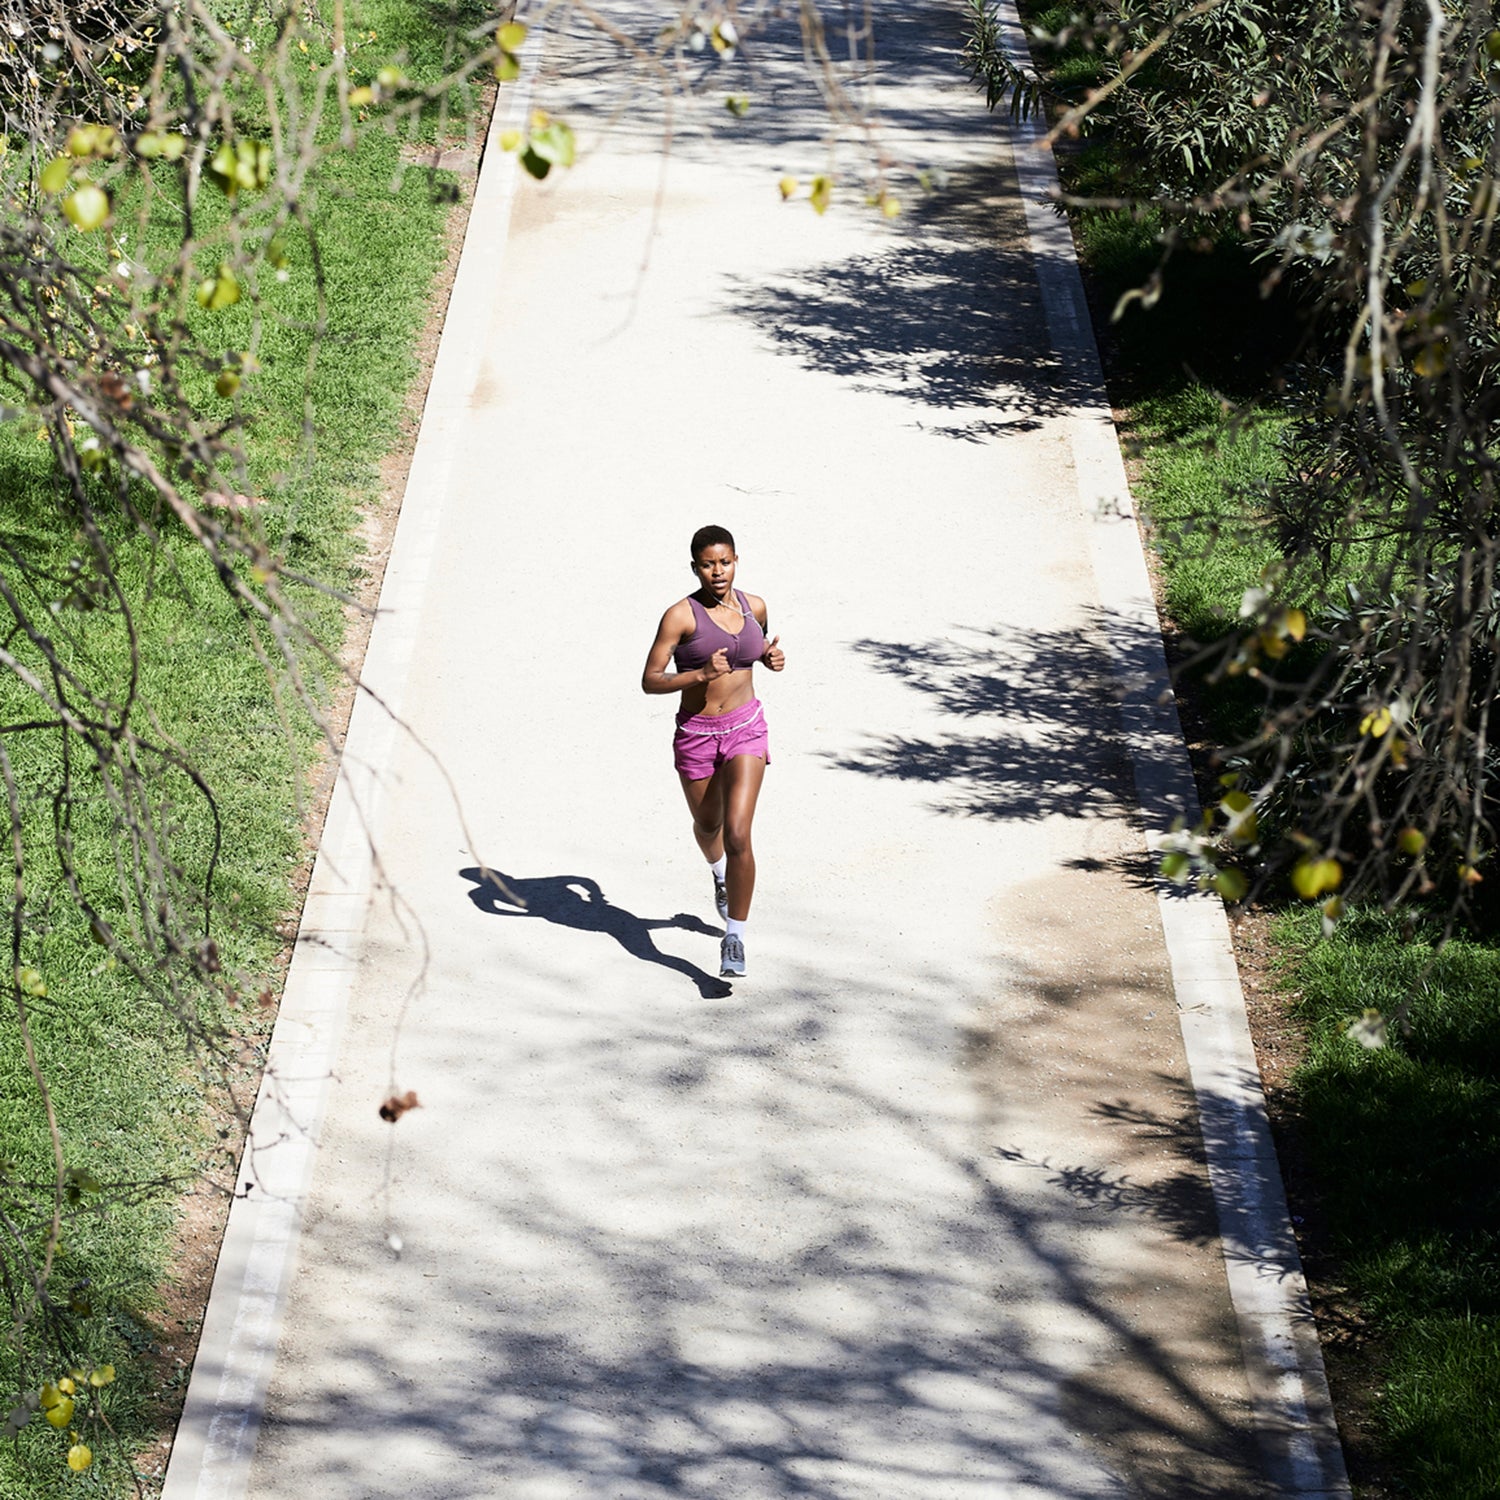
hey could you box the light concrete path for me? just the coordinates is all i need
[163,2,1348,1496]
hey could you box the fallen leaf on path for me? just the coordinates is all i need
[379,1090,421,1123]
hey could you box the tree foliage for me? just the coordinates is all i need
[969,0,1500,932]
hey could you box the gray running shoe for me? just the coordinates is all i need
[713,874,729,921]
[719,933,745,978]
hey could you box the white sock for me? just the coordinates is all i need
[726,917,746,940]
[710,855,727,881]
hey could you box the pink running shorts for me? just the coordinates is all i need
[673,698,770,780]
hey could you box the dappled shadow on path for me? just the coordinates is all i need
[724,163,1097,432]
[460,866,731,999]
[830,619,1152,823]
[248,972,1286,1497]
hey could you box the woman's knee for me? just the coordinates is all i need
[723,822,754,859]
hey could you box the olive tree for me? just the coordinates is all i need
[969,0,1500,935]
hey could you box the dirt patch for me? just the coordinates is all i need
[135,94,493,1488]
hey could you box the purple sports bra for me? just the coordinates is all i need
[674,590,768,673]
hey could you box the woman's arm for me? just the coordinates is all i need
[642,602,731,694]
[746,595,785,671]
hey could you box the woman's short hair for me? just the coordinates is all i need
[690,524,735,557]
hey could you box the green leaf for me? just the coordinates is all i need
[519,146,551,180]
[1213,867,1249,902]
[62,184,110,231]
[195,263,242,311]
[136,129,186,161]
[498,21,528,50]
[528,120,575,168]
[39,156,71,194]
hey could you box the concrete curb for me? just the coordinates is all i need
[158,52,544,1500]
[991,4,1352,1493]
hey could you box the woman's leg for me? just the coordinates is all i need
[718,754,766,922]
[679,774,725,864]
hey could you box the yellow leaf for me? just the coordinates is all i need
[43,1396,73,1429]
[498,21,527,49]
[1282,607,1307,641]
[530,108,550,130]
[348,85,375,107]
[1413,341,1448,378]
[809,174,832,215]
[1360,707,1392,737]
[777,175,798,200]
[66,124,119,158]
[88,1365,114,1388]
[1219,790,1257,844]
[56,1378,75,1396]
[1397,826,1426,856]
[500,128,522,152]
[1291,856,1342,900]
[495,53,521,81]
[880,193,902,218]
[67,1443,92,1473]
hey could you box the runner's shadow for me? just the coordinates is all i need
[459,867,732,1000]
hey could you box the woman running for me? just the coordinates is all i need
[641,525,785,979]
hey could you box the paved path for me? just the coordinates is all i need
[163,2,1347,1496]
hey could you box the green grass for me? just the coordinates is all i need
[1273,907,1500,1497]
[0,1,470,1490]
[1128,387,1285,639]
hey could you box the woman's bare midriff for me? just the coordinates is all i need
[678,665,755,719]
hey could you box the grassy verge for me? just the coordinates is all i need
[997,5,1500,1494]
[0,3,476,1491]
